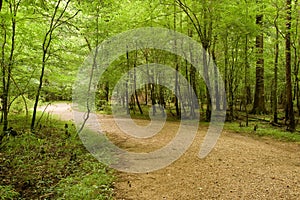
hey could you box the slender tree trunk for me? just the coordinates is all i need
[104,82,109,102]
[0,22,7,140]
[150,76,156,116]
[158,72,166,117]
[212,35,220,111]
[174,1,180,118]
[134,56,143,114]
[228,39,238,121]
[202,1,212,122]
[174,63,180,117]
[125,46,130,115]
[273,9,280,124]
[145,51,149,105]
[0,24,6,128]
[2,1,19,133]
[203,48,211,121]
[144,84,148,105]
[31,0,75,130]
[189,28,197,118]
[1,24,8,134]
[285,0,295,131]
[31,51,46,131]
[224,31,229,112]
[244,1,250,126]
[244,34,249,126]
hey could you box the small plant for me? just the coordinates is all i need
[55,158,115,200]
[0,185,20,200]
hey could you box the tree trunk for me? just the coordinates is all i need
[174,1,180,118]
[1,1,18,134]
[203,47,211,121]
[134,59,143,114]
[103,82,109,102]
[31,51,46,131]
[285,0,295,131]
[294,0,300,116]
[189,29,197,118]
[273,8,280,124]
[1,24,8,135]
[252,2,266,114]
[174,63,180,117]
[244,34,249,126]
[125,46,130,115]
[0,23,6,130]
[224,31,229,112]
[31,0,75,131]
[150,80,156,116]
[212,36,220,111]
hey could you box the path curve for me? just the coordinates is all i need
[42,103,300,199]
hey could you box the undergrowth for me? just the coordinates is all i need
[225,121,300,143]
[0,114,115,200]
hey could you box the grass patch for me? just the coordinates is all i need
[225,121,300,142]
[0,113,115,199]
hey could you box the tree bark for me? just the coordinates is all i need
[294,0,300,116]
[134,50,143,115]
[273,7,280,124]
[244,34,249,126]
[174,1,180,118]
[252,2,266,114]
[2,1,19,134]
[125,46,130,115]
[285,0,295,131]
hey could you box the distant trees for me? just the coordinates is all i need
[175,0,214,121]
[0,0,80,138]
[1,0,300,138]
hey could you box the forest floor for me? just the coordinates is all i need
[44,103,300,200]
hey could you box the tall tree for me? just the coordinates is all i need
[273,1,280,124]
[174,0,180,117]
[252,0,266,114]
[176,0,214,121]
[31,0,79,131]
[285,0,295,131]
[0,0,20,135]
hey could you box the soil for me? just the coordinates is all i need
[46,103,300,200]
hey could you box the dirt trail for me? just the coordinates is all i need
[37,102,73,121]
[44,103,300,199]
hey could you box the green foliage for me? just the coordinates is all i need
[55,159,114,200]
[0,185,20,200]
[3,0,300,198]
[0,0,299,130]
[0,114,115,199]
[225,122,300,142]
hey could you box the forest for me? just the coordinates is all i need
[1,0,300,199]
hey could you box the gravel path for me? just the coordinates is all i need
[44,103,300,199]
